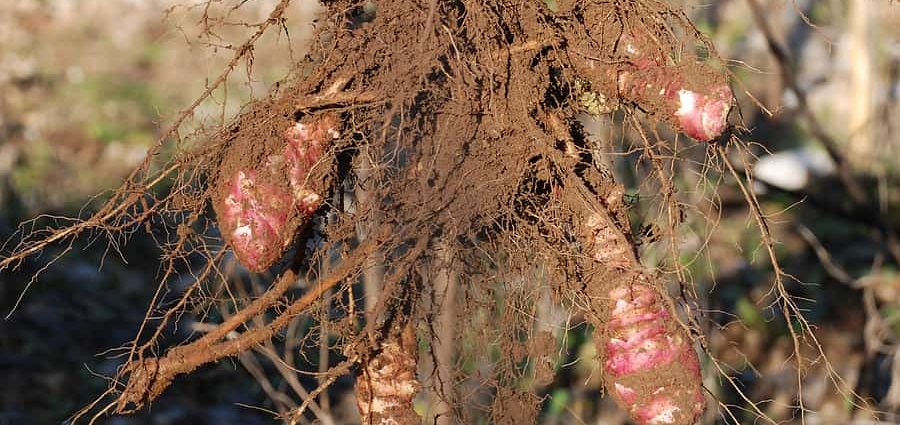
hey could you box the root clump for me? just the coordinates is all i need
[8,1,734,423]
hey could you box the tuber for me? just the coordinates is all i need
[604,282,704,425]
[585,213,704,425]
[355,323,421,425]
[282,115,340,212]
[574,25,734,142]
[219,169,294,272]
[615,33,733,142]
[214,115,339,272]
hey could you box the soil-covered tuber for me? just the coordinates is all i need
[219,169,294,272]
[355,324,421,425]
[584,213,704,425]
[616,33,733,142]
[570,11,734,142]
[605,282,704,424]
[214,115,339,272]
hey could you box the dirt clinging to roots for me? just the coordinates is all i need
[97,0,730,423]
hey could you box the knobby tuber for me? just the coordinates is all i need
[214,115,339,272]
[355,324,421,425]
[616,33,732,142]
[571,13,734,142]
[585,213,704,425]
[219,169,293,272]
[283,116,341,211]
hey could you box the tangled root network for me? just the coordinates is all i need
[9,1,739,424]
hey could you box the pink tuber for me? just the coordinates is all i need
[615,33,733,142]
[585,214,704,425]
[282,116,340,212]
[220,169,294,272]
[215,115,339,272]
[605,283,704,425]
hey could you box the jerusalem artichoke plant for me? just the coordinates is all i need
[0,1,771,423]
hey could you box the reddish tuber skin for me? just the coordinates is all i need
[585,214,704,425]
[282,116,340,209]
[221,169,294,272]
[616,34,733,142]
[605,283,704,424]
[216,116,339,272]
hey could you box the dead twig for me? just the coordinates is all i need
[114,232,384,413]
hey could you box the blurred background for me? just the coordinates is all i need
[0,0,898,424]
